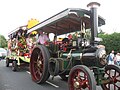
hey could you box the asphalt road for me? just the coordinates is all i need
[0,60,103,90]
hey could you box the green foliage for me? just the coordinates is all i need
[98,32,120,54]
[0,35,7,48]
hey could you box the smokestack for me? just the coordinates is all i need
[87,2,100,46]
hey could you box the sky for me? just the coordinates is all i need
[0,0,120,39]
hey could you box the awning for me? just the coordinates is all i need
[26,8,105,35]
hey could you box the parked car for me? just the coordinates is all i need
[0,48,7,60]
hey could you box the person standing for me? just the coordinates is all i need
[115,53,120,66]
[108,50,115,65]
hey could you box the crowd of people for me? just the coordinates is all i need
[108,50,120,66]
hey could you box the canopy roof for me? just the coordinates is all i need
[27,8,105,35]
[8,25,27,36]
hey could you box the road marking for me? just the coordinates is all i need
[26,71,31,74]
[4,84,12,90]
[26,71,59,88]
[46,81,59,88]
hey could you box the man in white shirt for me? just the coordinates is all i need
[37,30,49,45]
[108,50,115,65]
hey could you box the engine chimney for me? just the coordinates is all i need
[87,2,100,46]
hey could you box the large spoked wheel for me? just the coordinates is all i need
[68,65,96,90]
[101,65,120,90]
[30,45,50,84]
[6,58,9,67]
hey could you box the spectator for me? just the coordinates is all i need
[108,50,115,65]
[115,53,120,66]
[37,30,49,45]
[7,39,12,56]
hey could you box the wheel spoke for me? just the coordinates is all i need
[34,52,43,80]
[84,75,87,80]
[34,69,41,80]
[33,60,37,64]
[34,64,38,71]
[101,65,120,90]
[87,84,90,89]
[116,79,120,82]
[106,70,110,76]
[113,76,120,82]
[108,83,110,89]
[77,71,83,81]
[114,84,120,89]
[114,70,117,76]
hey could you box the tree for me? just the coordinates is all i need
[98,32,120,54]
[0,35,7,48]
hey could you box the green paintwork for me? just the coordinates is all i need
[93,67,105,85]
[62,53,81,58]
[60,51,82,70]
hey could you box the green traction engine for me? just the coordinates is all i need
[29,2,120,90]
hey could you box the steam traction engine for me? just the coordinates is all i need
[28,2,120,90]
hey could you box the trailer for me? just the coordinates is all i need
[6,25,30,71]
[27,2,120,90]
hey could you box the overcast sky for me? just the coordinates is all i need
[0,0,119,39]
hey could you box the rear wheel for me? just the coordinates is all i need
[12,61,17,71]
[30,45,50,84]
[68,65,96,90]
[6,58,9,67]
[101,65,120,90]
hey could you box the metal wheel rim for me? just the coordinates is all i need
[69,69,91,90]
[30,48,44,82]
[102,65,120,90]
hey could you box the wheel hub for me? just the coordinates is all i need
[73,79,88,89]
[74,81,80,89]
[37,60,42,68]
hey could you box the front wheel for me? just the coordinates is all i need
[68,65,96,90]
[101,65,120,90]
